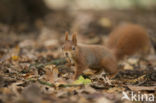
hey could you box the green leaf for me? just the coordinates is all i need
[83,78,91,85]
[73,76,91,85]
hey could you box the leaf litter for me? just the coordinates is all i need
[0,10,156,103]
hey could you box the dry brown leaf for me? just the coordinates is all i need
[44,64,58,83]
[127,85,156,91]
[96,97,113,103]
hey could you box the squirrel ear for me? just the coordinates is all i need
[72,32,77,45]
[65,32,69,41]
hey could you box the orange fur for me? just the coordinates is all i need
[63,33,117,79]
[62,24,152,80]
[106,24,151,60]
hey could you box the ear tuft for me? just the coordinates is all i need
[72,32,77,45]
[65,31,69,41]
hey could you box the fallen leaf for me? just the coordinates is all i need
[127,85,156,91]
[11,55,19,61]
[73,76,91,85]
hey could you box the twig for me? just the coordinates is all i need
[29,58,67,69]
[38,79,55,87]
[38,79,83,88]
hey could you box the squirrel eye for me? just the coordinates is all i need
[72,46,75,50]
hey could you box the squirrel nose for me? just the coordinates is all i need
[65,53,68,57]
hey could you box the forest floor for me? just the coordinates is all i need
[0,10,156,103]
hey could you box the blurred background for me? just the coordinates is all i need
[0,0,156,58]
[0,1,156,103]
[0,0,156,53]
[0,0,156,33]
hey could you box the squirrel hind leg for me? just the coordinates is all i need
[100,58,118,79]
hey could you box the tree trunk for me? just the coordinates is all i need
[0,0,50,32]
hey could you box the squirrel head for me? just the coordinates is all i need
[62,32,78,63]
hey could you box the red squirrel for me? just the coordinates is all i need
[62,24,152,80]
